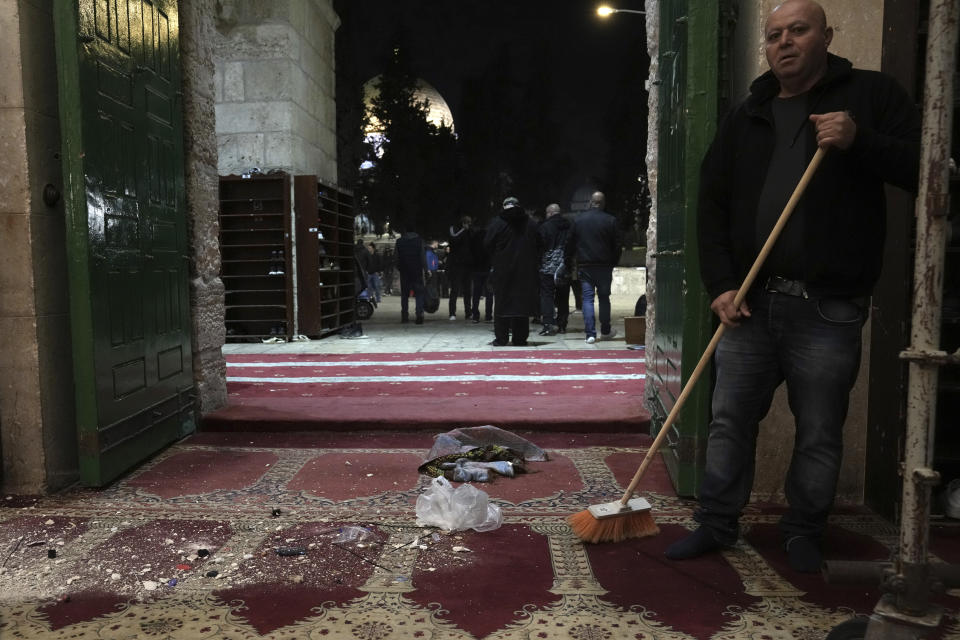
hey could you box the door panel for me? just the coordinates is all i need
[55,0,194,486]
[649,0,718,496]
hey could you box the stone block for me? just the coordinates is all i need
[0,2,24,109]
[185,165,222,279]
[243,59,294,101]
[216,24,298,62]
[299,37,323,82]
[233,0,293,25]
[0,213,35,317]
[183,94,218,168]
[292,103,321,147]
[222,61,245,102]
[0,109,29,213]
[29,211,69,317]
[193,346,227,413]
[24,110,63,216]
[18,1,59,118]
[264,132,298,172]
[190,276,226,352]
[216,101,292,134]
[35,312,78,491]
[287,0,308,37]
[0,315,46,493]
[214,66,223,103]
[217,132,265,175]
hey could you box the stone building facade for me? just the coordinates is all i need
[0,0,339,494]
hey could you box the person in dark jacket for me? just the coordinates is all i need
[394,225,427,324]
[570,192,622,343]
[447,216,474,320]
[366,242,383,303]
[469,221,493,323]
[665,0,921,573]
[484,197,540,346]
[537,203,573,335]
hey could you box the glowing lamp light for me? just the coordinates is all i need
[596,5,646,17]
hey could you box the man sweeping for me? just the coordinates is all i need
[665,0,920,572]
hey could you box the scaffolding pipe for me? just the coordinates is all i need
[890,0,959,622]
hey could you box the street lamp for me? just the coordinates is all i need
[596,5,645,17]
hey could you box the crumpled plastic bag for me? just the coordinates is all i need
[425,426,548,462]
[415,476,503,532]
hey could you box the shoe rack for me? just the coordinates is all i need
[219,173,294,342]
[293,175,357,336]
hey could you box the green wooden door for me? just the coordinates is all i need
[54,0,195,486]
[648,0,719,496]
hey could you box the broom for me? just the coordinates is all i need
[568,146,827,543]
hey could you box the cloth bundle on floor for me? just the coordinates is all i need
[418,426,548,481]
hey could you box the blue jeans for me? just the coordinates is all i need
[368,273,382,302]
[579,266,613,338]
[695,291,865,544]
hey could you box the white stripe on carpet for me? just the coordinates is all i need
[227,358,644,368]
[227,373,646,384]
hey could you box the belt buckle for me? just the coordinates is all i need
[766,276,808,299]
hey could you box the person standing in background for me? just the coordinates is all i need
[570,191,622,344]
[484,197,540,346]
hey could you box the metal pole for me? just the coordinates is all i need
[886,0,959,625]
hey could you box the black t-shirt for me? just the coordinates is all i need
[756,93,808,280]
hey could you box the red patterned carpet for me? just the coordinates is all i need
[3,431,959,639]
[203,350,650,432]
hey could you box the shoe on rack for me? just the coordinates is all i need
[585,336,596,344]
[600,328,618,341]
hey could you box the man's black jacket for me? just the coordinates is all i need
[570,209,622,268]
[697,54,921,300]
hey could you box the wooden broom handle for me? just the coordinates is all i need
[619,146,827,506]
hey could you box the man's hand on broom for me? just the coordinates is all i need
[711,290,751,328]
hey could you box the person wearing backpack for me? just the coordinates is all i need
[537,203,574,336]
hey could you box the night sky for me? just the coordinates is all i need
[334,0,650,203]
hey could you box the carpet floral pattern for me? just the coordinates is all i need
[2,432,958,639]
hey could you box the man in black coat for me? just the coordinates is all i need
[484,197,540,346]
[394,225,427,324]
[537,203,573,335]
[447,216,474,320]
[570,191,622,343]
[666,0,920,572]
[469,221,493,323]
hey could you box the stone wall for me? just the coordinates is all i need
[0,0,77,493]
[181,1,227,414]
[213,0,339,182]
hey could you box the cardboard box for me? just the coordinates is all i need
[624,316,646,345]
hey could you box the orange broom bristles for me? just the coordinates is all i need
[567,508,659,544]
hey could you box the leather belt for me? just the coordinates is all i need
[764,275,808,298]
